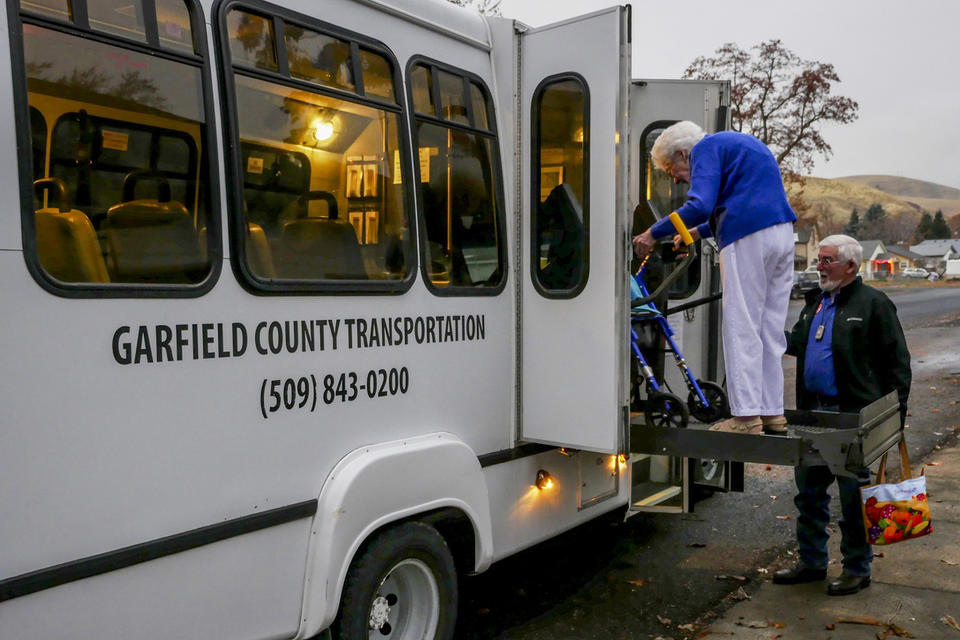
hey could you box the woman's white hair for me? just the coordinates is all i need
[651,121,707,170]
[819,234,863,265]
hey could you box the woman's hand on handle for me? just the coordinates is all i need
[672,226,700,254]
[633,229,656,258]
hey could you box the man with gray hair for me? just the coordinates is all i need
[633,121,797,433]
[774,234,911,595]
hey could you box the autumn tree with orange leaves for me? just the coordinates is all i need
[684,40,859,184]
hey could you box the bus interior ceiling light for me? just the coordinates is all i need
[311,117,336,143]
[536,469,554,490]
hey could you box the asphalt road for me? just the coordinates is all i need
[457,282,960,640]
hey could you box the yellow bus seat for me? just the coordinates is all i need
[246,222,276,279]
[278,218,367,280]
[105,199,207,283]
[35,207,110,283]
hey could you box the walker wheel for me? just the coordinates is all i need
[644,392,689,428]
[687,380,729,423]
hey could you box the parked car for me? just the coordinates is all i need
[902,267,929,279]
[791,270,820,298]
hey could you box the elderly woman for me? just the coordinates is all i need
[633,121,796,434]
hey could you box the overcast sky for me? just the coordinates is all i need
[497,0,960,190]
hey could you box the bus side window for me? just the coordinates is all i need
[531,75,589,296]
[222,7,413,289]
[639,123,701,298]
[408,61,505,293]
[18,9,215,290]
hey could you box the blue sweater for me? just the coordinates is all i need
[650,131,796,250]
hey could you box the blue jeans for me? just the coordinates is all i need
[794,464,873,576]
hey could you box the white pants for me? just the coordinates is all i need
[719,222,795,416]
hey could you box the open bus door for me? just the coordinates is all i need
[626,79,742,513]
[517,7,631,454]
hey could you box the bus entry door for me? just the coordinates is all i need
[518,7,630,453]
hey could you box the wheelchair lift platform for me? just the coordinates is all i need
[631,392,902,478]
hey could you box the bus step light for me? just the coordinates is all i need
[536,469,554,490]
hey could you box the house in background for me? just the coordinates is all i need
[909,239,960,272]
[887,245,926,272]
[793,224,819,270]
[858,239,889,280]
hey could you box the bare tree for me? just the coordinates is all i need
[684,40,858,179]
[446,0,502,16]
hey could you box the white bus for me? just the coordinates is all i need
[0,0,733,638]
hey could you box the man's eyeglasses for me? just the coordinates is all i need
[817,256,839,266]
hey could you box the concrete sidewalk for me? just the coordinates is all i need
[702,446,960,639]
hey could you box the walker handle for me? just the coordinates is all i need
[669,212,695,246]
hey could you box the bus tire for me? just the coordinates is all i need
[332,521,458,640]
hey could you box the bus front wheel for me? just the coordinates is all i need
[332,521,458,640]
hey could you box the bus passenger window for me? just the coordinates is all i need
[360,50,395,102]
[87,0,147,43]
[223,8,412,287]
[227,9,278,72]
[156,0,195,54]
[19,0,71,22]
[284,25,354,92]
[532,75,588,295]
[410,64,434,115]
[640,124,701,298]
[409,62,504,292]
[20,16,213,287]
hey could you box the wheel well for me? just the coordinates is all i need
[351,508,477,577]
[417,508,477,575]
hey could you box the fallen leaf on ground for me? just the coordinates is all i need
[770,621,786,628]
[929,461,942,466]
[688,542,707,547]
[825,623,835,630]
[735,620,768,629]
[727,587,751,601]
[932,409,941,413]
[942,615,960,631]
[677,623,696,631]
[776,515,791,520]
[765,465,772,470]
[627,579,647,586]
[875,552,885,558]
[941,559,958,566]
[657,614,671,626]
[837,615,914,637]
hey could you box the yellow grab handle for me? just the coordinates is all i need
[669,212,695,246]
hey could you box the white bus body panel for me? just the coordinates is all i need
[298,433,493,637]
[518,8,631,453]
[0,2,716,638]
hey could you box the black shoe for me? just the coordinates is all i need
[827,573,870,596]
[772,563,827,585]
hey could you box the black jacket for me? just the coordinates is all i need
[786,277,911,422]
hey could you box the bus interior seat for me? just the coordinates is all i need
[246,222,275,279]
[104,170,205,282]
[34,178,110,283]
[538,182,584,289]
[278,218,367,280]
[274,189,364,279]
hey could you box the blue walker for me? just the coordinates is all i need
[630,217,728,428]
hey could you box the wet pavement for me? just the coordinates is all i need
[457,288,960,640]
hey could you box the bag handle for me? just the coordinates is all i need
[876,436,911,484]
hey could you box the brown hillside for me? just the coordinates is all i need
[839,175,960,200]
[787,177,923,229]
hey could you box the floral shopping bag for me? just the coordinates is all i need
[861,439,932,545]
